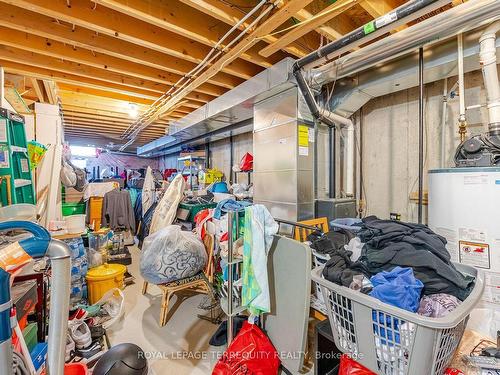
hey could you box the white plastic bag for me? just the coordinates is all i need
[92,288,124,329]
[149,174,185,233]
[60,161,77,187]
[140,225,207,284]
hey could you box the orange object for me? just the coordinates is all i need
[64,363,88,374]
[89,197,103,231]
[0,242,32,273]
[293,217,329,242]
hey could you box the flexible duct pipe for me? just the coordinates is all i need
[319,109,355,196]
[311,0,500,87]
[480,21,500,129]
[46,240,71,375]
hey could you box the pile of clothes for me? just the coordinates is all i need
[314,216,475,317]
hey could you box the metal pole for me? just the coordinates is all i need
[329,126,336,199]
[206,142,211,169]
[229,134,234,185]
[418,47,424,224]
[227,210,234,345]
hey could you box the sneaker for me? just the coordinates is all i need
[75,340,102,359]
[69,308,88,322]
[65,334,75,362]
[70,321,92,349]
[89,325,106,341]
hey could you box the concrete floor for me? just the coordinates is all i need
[106,246,223,374]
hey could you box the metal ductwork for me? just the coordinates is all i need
[138,58,295,157]
[327,27,500,118]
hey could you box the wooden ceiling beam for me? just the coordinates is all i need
[56,84,198,112]
[142,0,315,127]
[0,0,261,79]
[0,4,245,85]
[42,80,57,105]
[29,77,46,103]
[294,9,345,41]
[63,122,164,133]
[0,45,216,104]
[360,0,406,32]
[63,122,165,134]
[260,0,358,57]
[92,0,287,68]
[59,94,186,123]
[179,0,314,58]
[0,27,231,95]
[59,89,191,118]
[62,110,171,125]
[63,116,167,129]
[360,0,399,18]
[0,60,171,101]
[62,104,179,123]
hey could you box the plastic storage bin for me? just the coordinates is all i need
[311,263,484,375]
[0,203,36,221]
[65,214,86,234]
[86,263,126,304]
[62,202,86,216]
[22,322,38,352]
[88,197,103,230]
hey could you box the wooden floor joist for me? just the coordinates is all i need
[0,0,418,150]
[0,0,262,79]
[0,3,246,85]
[0,27,231,96]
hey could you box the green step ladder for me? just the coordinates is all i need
[0,107,35,206]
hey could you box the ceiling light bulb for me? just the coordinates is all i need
[128,103,139,118]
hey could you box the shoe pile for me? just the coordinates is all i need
[66,308,106,363]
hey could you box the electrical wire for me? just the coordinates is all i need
[120,0,270,144]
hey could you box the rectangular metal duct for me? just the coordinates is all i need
[138,58,295,156]
[253,86,315,222]
[329,28,500,117]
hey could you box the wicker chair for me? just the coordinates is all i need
[142,233,215,326]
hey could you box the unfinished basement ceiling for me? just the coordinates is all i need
[0,0,459,151]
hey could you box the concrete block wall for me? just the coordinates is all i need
[358,69,492,223]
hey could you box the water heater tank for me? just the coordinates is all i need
[428,168,500,313]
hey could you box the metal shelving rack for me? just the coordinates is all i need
[177,155,206,190]
[221,210,244,344]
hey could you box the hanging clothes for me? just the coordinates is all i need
[101,189,135,232]
[133,191,143,232]
[137,201,157,248]
[241,204,278,316]
[142,166,155,217]
[149,174,185,234]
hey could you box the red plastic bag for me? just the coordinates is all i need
[338,355,375,375]
[212,322,280,375]
[239,153,253,172]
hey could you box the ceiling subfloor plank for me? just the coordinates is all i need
[0,0,261,79]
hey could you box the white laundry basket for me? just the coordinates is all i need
[311,263,484,375]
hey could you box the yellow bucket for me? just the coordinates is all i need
[86,263,126,304]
